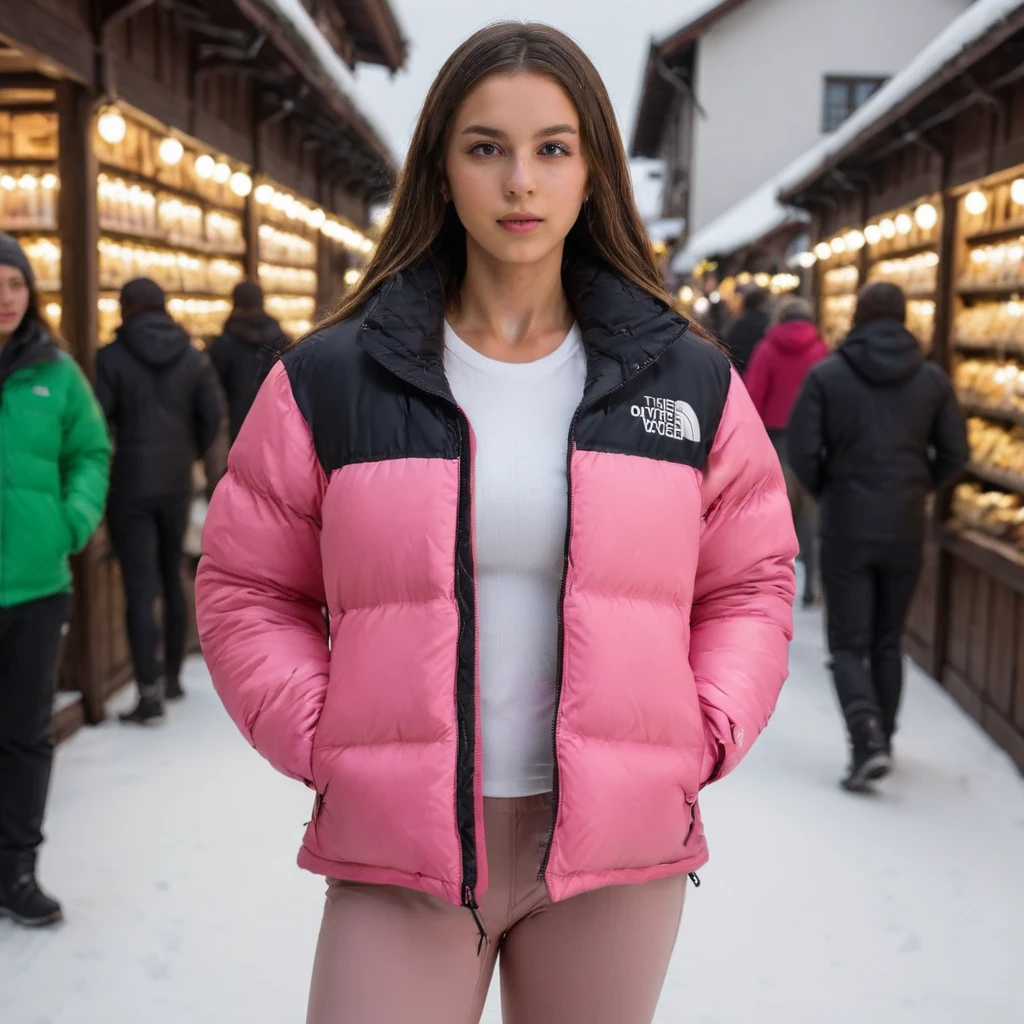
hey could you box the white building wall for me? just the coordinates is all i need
[690,0,971,232]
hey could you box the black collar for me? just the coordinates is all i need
[0,320,58,389]
[358,257,689,409]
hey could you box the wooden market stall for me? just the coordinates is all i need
[779,0,1024,772]
[0,0,404,740]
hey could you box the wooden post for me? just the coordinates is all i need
[56,78,104,725]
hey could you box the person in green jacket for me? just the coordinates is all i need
[0,233,111,927]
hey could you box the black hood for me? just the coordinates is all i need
[115,311,191,368]
[839,319,924,385]
[225,311,288,348]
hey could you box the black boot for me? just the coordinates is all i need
[118,682,166,725]
[164,677,185,701]
[0,851,63,927]
[842,715,892,792]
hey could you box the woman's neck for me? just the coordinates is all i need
[448,239,574,363]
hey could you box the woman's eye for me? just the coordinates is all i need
[470,142,500,157]
[540,142,570,157]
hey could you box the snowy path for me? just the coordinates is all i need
[2,602,1024,1023]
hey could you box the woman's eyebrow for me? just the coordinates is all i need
[460,124,578,138]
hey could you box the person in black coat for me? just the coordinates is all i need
[95,278,224,723]
[208,280,291,444]
[723,286,770,373]
[788,282,967,792]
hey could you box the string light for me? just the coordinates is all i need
[97,107,127,145]
[212,162,232,185]
[308,208,326,229]
[914,203,938,230]
[254,184,275,205]
[964,190,988,216]
[880,218,897,239]
[894,213,913,235]
[1012,179,1024,206]
[344,268,362,285]
[844,229,865,251]
[679,285,695,302]
[159,137,184,166]
[797,251,817,268]
[830,236,847,255]
[864,224,882,246]
[813,242,832,261]
[229,171,253,197]
[40,173,58,190]
[194,154,215,180]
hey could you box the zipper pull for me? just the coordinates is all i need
[463,885,488,956]
[688,872,701,888]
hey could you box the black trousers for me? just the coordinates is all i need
[107,496,191,693]
[0,593,69,853]
[820,539,922,737]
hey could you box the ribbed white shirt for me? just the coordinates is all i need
[443,321,586,797]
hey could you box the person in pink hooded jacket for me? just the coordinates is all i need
[745,297,829,607]
[195,22,796,1024]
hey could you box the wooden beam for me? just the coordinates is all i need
[0,0,93,86]
[56,78,104,725]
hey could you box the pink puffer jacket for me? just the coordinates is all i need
[195,260,797,911]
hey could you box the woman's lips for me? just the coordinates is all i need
[498,218,542,234]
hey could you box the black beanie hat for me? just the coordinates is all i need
[119,277,167,318]
[0,233,35,291]
[232,280,264,311]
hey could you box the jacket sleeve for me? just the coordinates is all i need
[194,362,329,785]
[693,371,797,787]
[786,370,826,497]
[742,340,770,420]
[60,357,112,552]
[194,352,225,459]
[930,372,968,489]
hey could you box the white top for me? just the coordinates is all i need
[443,321,587,797]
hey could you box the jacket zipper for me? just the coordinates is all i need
[358,324,483,943]
[539,356,661,884]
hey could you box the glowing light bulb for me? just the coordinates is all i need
[159,137,184,165]
[894,213,913,235]
[97,108,127,145]
[914,203,938,230]
[41,173,58,190]
[813,242,832,261]
[797,251,817,269]
[0,175,15,191]
[965,190,988,216]
[254,184,274,205]
[213,162,232,185]
[693,296,710,315]
[1012,179,1024,207]
[344,268,362,286]
[679,285,695,302]
[880,218,896,239]
[754,273,770,288]
[229,171,252,197]
[308,208,326,229]
[844,229,865,251]
[830,236,847,255]
[864,224,882,246]
[194,154,215,180]
[18,174,37,191]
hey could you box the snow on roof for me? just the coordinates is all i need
[260,0,396,162]
[669,171,807,275]
[778,0,1024,199]
[652,0,741,48]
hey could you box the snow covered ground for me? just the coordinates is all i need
[3,596,1024,1023]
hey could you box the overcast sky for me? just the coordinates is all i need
[353,0,710,167]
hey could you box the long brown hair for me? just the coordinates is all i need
[316,22,702,335]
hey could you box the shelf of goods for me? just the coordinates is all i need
[947,180,1024,564]
[257,219,318,340]
[819,259,858,347]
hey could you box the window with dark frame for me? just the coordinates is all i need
[823,76,887,133]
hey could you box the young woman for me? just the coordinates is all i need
[0,233,111,926]
[196,23,797,1023]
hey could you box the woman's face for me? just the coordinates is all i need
[0,265,30,339]
[445,72,589,268]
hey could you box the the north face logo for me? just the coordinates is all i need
[630,395,701,442]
